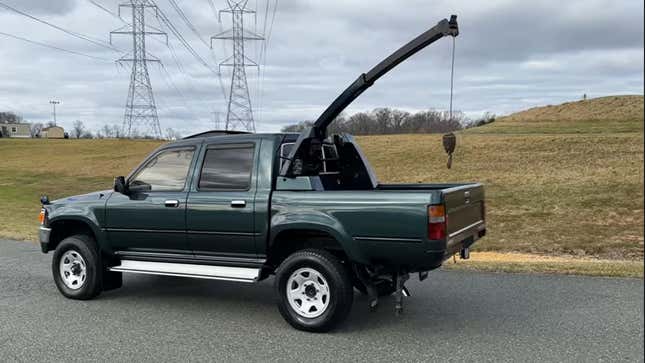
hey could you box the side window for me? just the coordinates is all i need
[199,145,255,191]
[131,148,194,192]
[280,142,294,169]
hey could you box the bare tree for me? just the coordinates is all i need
[99,124,113,138]
[71,120,85,139]
[30,123,43,138]
[0,111,22,124]
[282,108,466,135]
[165,128,182,141]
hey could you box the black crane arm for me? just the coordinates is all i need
[281,15,459,177]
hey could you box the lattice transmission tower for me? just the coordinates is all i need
[212,0,263,132]
[110,0,167,138]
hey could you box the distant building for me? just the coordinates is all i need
[0,122,31,138]
[41,126,65,139]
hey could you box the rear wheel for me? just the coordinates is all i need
[52,235,102,300]
[275,249,353,332]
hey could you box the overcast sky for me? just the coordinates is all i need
[1,0,643,135]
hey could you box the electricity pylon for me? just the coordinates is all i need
[212,0,263,132]
[110,0,167,138]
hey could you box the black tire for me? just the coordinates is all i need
[275,249,353,332]
[52,234,103,300]
[352,277,397,297]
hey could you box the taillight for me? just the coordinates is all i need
[428,205,447,240]
[39,209,46,225]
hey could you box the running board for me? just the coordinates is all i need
[109,260,259,283]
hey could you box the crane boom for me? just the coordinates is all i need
[281,15,459,177]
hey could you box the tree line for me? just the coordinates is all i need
[1,111,182,140]
[281,108,495,135]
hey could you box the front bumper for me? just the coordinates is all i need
[39,226,52,253]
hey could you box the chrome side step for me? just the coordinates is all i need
[109,260,260,283]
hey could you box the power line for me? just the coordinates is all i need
[256,0,278,125]
[0,1,121,52]
[87,0,121,19]
[153,3,228,102]
[165,0,210,48]
[153,4,217,74]
[0,31,111,62]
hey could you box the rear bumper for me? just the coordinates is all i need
[352,222,486,272]
[39,226,52,253]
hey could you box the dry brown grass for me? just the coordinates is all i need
[500,95,644,123]
[357,95,644,260]
[0,139,163,240]
[1,96,643,268]
[443,252,644,278]
[357,132,644,260]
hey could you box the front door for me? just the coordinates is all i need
[106,147,196,255]
[186,143,257,259]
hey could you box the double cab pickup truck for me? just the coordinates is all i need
[39,15,486,332]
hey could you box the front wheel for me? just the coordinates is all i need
[52,235,102,300]
[275,249,353,332]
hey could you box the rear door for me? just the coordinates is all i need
[106,146,197,254]
[186,142,258,260]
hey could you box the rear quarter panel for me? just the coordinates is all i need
[270,190,440,267]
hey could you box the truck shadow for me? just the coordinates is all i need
[98,273,488,334]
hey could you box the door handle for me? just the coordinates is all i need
[164,200,180,208]
[230,200,246,208]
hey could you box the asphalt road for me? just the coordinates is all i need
[1,240,643,362]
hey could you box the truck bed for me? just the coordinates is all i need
[270,182,486,272]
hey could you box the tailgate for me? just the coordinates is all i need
[443,184,485,241]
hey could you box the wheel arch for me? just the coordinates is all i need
[266,222,368,271]
[47,217,106,253]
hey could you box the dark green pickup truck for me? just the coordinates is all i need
[38,15,486,332]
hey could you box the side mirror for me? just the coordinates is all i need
[114,176,128,194]
[128,181,152,194]
[442,133,457,169]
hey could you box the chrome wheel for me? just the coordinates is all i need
[286,267,330,318]
[59,250,87,290]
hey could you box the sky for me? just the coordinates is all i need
[0,0,643,135]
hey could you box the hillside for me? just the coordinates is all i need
[0,96,643,261]
[502,95,643,122]
[468,95,644,134]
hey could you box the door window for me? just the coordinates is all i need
[198,145,255,191]
[131,148,194,191]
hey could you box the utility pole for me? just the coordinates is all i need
[110,0,167,139]
[212,0,263,132]
[49,100,60,125]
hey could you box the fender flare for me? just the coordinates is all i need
[269,211,369,264]
[48,215,109,254]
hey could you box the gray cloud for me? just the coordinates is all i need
[0,0,76,15]
[0,0,643,135]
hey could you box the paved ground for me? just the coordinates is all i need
[1,240,643,362]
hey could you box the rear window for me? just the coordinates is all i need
[198,145,255,190]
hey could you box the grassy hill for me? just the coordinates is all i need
[468,95,644,134]
[1,96,643,262]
